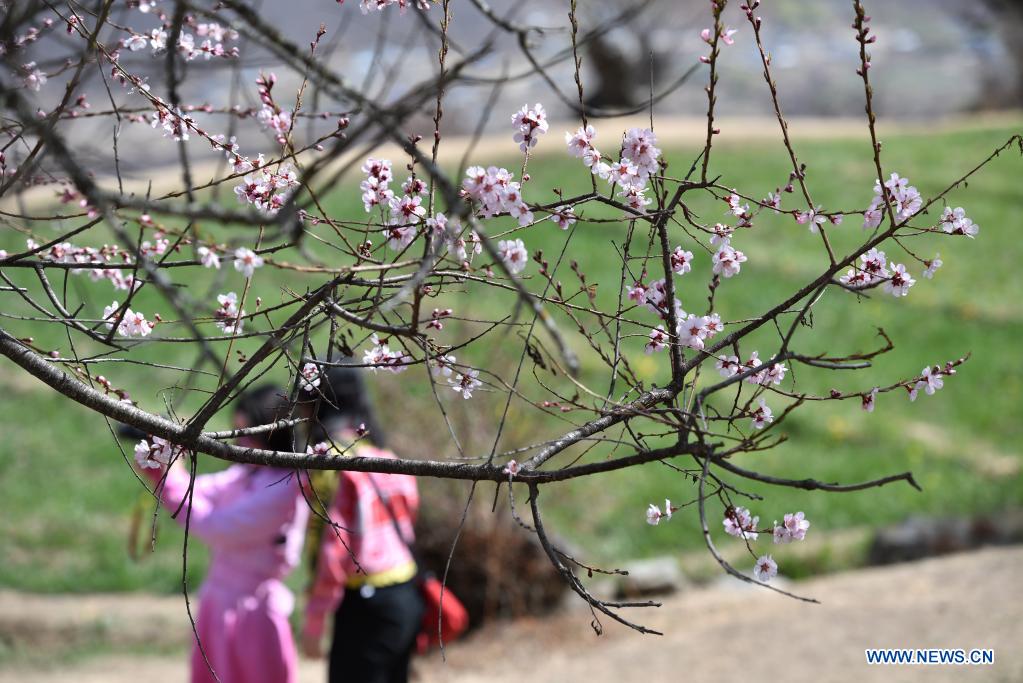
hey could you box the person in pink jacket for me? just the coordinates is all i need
[135,385,309,683]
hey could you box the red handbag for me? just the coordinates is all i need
[416,573,469,653]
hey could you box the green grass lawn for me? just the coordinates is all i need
[1,120,1021,594]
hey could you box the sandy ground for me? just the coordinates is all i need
[2,546,1020,682]
[4,112,1020,213]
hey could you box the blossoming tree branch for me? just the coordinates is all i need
[0,0,1019,632]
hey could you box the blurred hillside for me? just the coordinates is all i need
[19,0,1022,176]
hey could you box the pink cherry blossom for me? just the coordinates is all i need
[389,194,426,225]
[646,326,669,354]
[939,207,979,238]
[670,246,694,275]
[22,62,47,91]
[884,263,915,297]
[753,555,778,582]
[710,223,735,247]
[103,301,154,338]
[450,369,482,399]
[197,245,221,269]
[133,437,179,469]
[214,292,245,335]
[497,238,528,274]
[565,125,596,158]
[549,206,577,230]
[750,398,773,429]
[511,103,549,153]
[712,240,747,278]
[862,387,878,412]
[299,362,322,392]
[678,314,709,350]
[716,354,740,377]
[233,247,264,277]
[307,442,332,456]
[362,334,410,374]
[723,506,759,541]
[796,206,827,233]
[646,505,662,527]
[773,512,810,543]
[910,366,944,401]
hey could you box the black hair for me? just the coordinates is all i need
[311,361,387,447]
[234,384,294,452]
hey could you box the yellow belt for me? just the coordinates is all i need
[345,561,417,589]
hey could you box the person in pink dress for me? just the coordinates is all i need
[136,385,309,683]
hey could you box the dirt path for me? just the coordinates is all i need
[2,546,1020,682]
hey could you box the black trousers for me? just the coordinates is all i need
[328,579,424,683]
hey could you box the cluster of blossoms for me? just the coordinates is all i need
[565,125,661,212]
[939,206,979,238]
[462,165,534,226]
[20,62,47,91]
[715,350,787,386]
[497,239,529,275]
[258,105,292,145]
[646,505,804,583]
[725,193,753,227]
[25,239,139,292]
[133,436,187,469]
[362,334,411,373]
[863,172,922,229]
[723,505,760,541]
[233,162,299,216]
[773,511,810,544]
[431,354,483,400]
[360,157,395,212]
[120,27,168,54]
[139,234,170,258]
[711,238,748,278]
[511,103,549,153]
[632,277,724,354]
[122,13,239,60]
[720,507,811,582]
[149,105,195,142]
[213,292,245,335]
[102,301,155,338]
[839,247,915,297]
[359,157,430,252]
[387,189,427,250]
[253,72,296,146]
[348,0,431,15]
